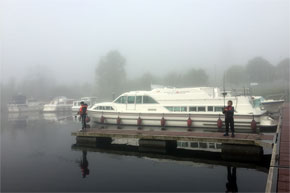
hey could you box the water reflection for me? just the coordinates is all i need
[1,112,270,192]
[226,166,238,193]
[72,141,269,174]
[79,150,90,178]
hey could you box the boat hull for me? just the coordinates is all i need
[261,100,284,113]
[8,104,42,113]
[87,110,277,132]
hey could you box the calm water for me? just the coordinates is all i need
[1,112,269,192]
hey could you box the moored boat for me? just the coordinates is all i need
[72,97,98,112]
[8,95,43,113]
[88,87,277,131]
[43,96,74,112]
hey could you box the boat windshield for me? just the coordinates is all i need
[114,95,158,104]
[252,97,264,108]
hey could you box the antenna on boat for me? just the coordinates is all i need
[222,72,227,107]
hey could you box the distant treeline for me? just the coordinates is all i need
[95,50,209,100]
[95,51,289,101]
[1,50,289,107]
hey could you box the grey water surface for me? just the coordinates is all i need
[1,112,268,192]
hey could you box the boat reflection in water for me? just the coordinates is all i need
[72,136,270,191]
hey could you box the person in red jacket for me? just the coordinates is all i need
[79,101,88,131]
[223,100,235,137]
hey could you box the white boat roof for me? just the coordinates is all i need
[120,87,224,100]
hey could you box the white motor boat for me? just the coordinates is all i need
[252,96,284,113]
[88,87,277,131]
[8,95,43,113]
[43,97,74,112]
[72,97,98,112]
[261,99,284,113]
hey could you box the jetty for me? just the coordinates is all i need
[266,103,289,193]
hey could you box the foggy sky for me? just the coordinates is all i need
[1,0,289,84]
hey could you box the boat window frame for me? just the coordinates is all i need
[181,106,187,112]
[207,106,214,112]
[143,95,158,104]
[136,96,142,104]
[197,106,206,112]
[189,106,197,112]
[165,106,174,111]
[214,106,223,112]
[127,96,135,104]
[173,106,181,112]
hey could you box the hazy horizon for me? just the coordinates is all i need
[1,0,289,84]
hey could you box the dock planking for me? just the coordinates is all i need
[277,103,290,193]
[72,128,274,148]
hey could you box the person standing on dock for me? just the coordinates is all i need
[223,100,235,137]
[79,101,88,131]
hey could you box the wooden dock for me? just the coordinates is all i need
[277,104,289,193]
[72,128,274,148]
[265,103,289,193]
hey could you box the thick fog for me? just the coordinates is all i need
[1,0,289,84]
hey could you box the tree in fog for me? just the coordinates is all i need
[95,50,126,100]
[246,57,274,83]
[163,72,181,87]
[182,68,208,87]
[126,72,157,91]
[226,65,246,85]
[162,68,208,87]
[19,65,55,99]
[275,58,290,82]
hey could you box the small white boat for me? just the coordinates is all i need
[252,96,284,113]
[261,99,284,113]
[43,97,74,112]
[88,87,277,131]
[8,95,43,113]
[72,97,98,112]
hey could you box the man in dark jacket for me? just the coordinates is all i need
[223,100,235,137]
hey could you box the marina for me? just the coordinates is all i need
[1,1,289,191]
[72,103,290,192]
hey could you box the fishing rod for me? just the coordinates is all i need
[222,72,227,108]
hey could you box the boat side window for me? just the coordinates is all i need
[114,96,122,103]
[127,96,135,104]
[181,106,187,112]
[136,96,142,104]
[189,106,197,112]
[214,106,223,112]
[198,106,206,112]
[190,142,198,148]
[114,96,127,104]
[165,106,173,111]
[105,106,114,110]
[207,106,213,112]
[173,106,181,112]
[143,95,158,104]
